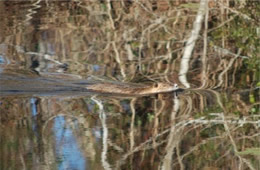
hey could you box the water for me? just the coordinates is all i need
[0,1,259,170]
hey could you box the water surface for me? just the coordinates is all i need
[0,1,259,170]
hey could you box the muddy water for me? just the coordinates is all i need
[0,1,259,170]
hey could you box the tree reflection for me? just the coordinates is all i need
[0,0,259,170]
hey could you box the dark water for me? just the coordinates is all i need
[0,1,259,170]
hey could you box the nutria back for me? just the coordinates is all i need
[86,82,179,95]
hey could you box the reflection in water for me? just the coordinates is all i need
[0,1,259,170]
[92,97,112,170]
[160,94,180,170]
[30,98,38,136]
[0,55,5,64]
[24,0,41,25]
[54,116,86,170]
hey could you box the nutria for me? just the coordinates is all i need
[86,82,179,95]
[0,68,179,96]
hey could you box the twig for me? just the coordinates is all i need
[217,1,252,21]
[214,49,242,89]
[106,0,115,30]
[208,14,238,33]
[221,113,256,170]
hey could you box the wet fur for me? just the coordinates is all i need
[86,82,178,95]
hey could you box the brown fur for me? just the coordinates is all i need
[86,82,178,95]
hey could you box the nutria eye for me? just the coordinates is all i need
[154,83,159,87]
